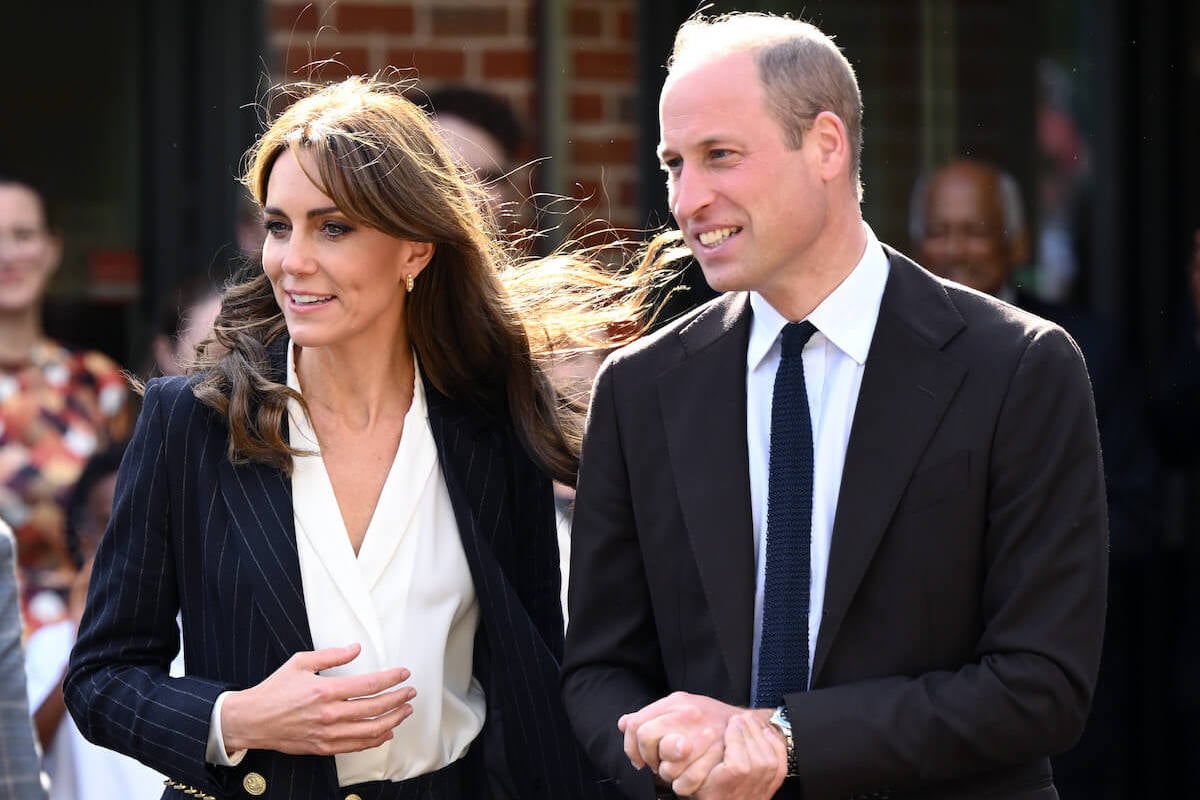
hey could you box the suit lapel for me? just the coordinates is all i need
[658,294,756,697]
[422,378,507,587]
[219,336,314,659]
[811,250,967,684]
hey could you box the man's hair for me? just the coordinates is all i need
[668,12,864,200]
[908,161,1026,246]
[421,85,525,160]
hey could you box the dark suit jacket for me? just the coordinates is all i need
[562,246,1109,800]
[1016,291,1157,559]
[64,340,615,799]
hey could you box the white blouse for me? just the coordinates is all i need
[206,343,485,783]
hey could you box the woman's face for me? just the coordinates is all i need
[261,149,433,353]
[0,183,61,314]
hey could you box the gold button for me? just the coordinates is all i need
[242,772,267,796]
[345,795,363,800]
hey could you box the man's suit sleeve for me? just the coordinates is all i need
[64,380,237,792]
[786,324,1109,797]
[562,357,662,800]
[0,523,48,800]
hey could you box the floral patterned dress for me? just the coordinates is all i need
[0,340,129,626]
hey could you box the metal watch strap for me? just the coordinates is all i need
[770,705,798,777]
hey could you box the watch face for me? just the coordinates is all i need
[771,705,792,731]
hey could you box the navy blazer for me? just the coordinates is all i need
[65,341,614,799]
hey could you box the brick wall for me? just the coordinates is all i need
[268,0,642,231]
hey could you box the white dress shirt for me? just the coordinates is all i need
[207,343,485,784]
[747,224,889,695]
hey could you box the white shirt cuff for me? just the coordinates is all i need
[206,691,248,766]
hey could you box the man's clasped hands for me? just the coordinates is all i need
[619,692,788,800]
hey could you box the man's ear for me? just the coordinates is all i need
[809,111,850,183]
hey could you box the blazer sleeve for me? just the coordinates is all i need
[786,324,1109,797]
[562,359,663,800]
[0,523,48,800]
[64,379,237,792]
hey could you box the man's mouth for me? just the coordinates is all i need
[697,226,742,248]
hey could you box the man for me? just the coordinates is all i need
[562,13,1108,800]
[912,158,1157,798]
[0,520,49,800]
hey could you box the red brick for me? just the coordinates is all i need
[280,45,371,78]
[389,48,466,80]
[483,49,533,79]
[571,136,635,165]
[573,49,634,80]
[432,7,508,36]
[272,3,321,33]
[336,4,415,34]
[618,9,636,40]
[570,8,603,37]
[619,179,637,208]
[570,92,605,122]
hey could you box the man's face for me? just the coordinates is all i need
[658,51,828,299]
[917,163,1015,296]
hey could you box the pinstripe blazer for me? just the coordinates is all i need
[64,341,616,800]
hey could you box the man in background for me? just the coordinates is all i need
[912,157,1157,798]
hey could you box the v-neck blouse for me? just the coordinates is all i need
[287,342,484,784]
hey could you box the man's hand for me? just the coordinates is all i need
[686,712,788,799]
[618,692,745,784]
[220,643,415,756]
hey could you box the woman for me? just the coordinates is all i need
[0,172,129,627]
[64,77,659,799]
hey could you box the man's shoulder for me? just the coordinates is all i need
[608,292,746,371]
[882,245,1066,349]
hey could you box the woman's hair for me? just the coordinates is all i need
[192,76,683,484]
[0,169,58,232]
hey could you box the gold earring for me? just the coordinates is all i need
[406,274,415,293]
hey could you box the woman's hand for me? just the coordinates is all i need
[219,643,416,756]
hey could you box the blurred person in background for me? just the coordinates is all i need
[24,441,181,800]
[912,157,1157,798]
[148,275,223,378]
[0,171,129,629]
[421,85,529,231]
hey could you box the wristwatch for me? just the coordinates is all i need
[768,705,798,777]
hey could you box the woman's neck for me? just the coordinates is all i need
[293,338,416,432]
[0,308,44,364]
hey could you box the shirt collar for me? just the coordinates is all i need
[747,223,890,370]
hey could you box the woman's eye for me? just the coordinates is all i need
[264,219,288,235]
[322,221,351,237]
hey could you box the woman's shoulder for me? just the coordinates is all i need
[140,373,220,429]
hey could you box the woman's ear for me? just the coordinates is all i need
[403,240,435,276]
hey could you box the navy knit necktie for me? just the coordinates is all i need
[755,320,818,708]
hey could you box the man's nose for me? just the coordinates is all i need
[670,167,714,223]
